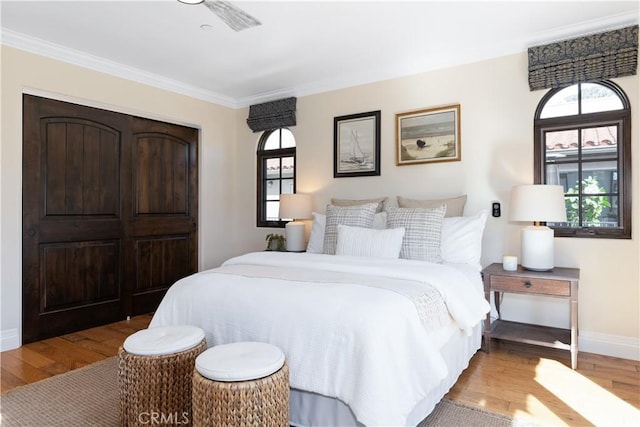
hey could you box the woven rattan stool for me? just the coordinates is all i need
[192,342,290,427]
[118,325,206,426]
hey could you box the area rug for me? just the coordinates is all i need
[1,357,520,426]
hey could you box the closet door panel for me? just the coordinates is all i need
[127,117,198,316]
[22,95,126,343]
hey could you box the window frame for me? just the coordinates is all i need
[256,128,296,228]
[533,81,631,239]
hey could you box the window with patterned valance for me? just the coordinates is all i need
[528,25,638,91]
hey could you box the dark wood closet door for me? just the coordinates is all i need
[127,117,198,315]
[22,95,198,343]
[22,96,129,343]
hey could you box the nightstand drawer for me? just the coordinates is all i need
[490,275,570,296]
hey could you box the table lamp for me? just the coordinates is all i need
[279,193,312,252]
[509,184,567,271]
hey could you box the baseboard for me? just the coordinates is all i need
[0,328,20,352]
[2,326,638,360]
[579,330,640,361]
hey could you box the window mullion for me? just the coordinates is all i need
[577,127,584,227]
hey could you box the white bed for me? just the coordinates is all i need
[150,250,490,426]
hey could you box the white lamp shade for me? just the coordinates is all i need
[279,194,312,220]
[509,184,566,271]
[509,185,567,223]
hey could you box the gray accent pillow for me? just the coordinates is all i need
[323,203,378,255]
[330,197,388,213]
[397,195,466,217]
[386,205,446,262]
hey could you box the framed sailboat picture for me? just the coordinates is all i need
[395,104,461,165]
[333,110,381,178]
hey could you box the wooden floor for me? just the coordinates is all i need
[1,315,639,426]
[0,314,152,394]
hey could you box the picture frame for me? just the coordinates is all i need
[395,104,461,165]
[334,110,381,178]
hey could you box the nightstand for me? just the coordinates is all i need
[482,263,580,369]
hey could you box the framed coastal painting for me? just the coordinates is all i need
[395,104,461,165]
[334,110,381,178]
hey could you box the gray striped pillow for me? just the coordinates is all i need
[323,203,378,255]
[386,205,446,262]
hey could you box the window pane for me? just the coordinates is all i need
[545,129,578,162]
[581,126,617,161]
[581,165,617,194]
[264,130,281,150]
[281,129,295,148]
[266,201,280,221]
[266,158,281,178]
[266,180,280,199]
[604,195,619,227]
[547,162,578,189]
[281,156,294,179]
[581,83,623,114]
[281,179,294,195]
[539,85,578,118]
[582,196,616,227]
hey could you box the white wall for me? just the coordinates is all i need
[0,46,239,350]
[2,46,638,360]
[234,53,640,360]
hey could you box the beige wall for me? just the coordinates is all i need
[2,46,638,358]
[0,46,239,349]
[234,53,640,359]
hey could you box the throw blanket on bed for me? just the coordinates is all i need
[215,263,453,332]
[150,252,489,426]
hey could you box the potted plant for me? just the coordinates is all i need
[265,233,286,251]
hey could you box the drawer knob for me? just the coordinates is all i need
[523,281,533,288]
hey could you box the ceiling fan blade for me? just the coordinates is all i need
[203,0,261,32]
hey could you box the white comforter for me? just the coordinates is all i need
[150,252,490,426]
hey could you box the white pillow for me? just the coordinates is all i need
[441,210,488,270]
[323,203,378,255]
[336,225,405,259]
[386,205,446,262]
[307,211,387,254]
[306,212,326,254]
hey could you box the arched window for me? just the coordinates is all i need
[256,128,296,227]
[534,81,631,238]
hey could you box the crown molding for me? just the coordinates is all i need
[527,10,639,46]
[235,10,640,108]
[1,28,240,109]
[3,9,638,110]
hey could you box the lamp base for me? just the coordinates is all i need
[285,221,306,252]
[521,225,555,271]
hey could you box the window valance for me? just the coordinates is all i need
[528,25,638,91]
[246,97,297,132]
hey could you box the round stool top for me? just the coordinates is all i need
[196,342,285,382]
[123,325,205,356]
